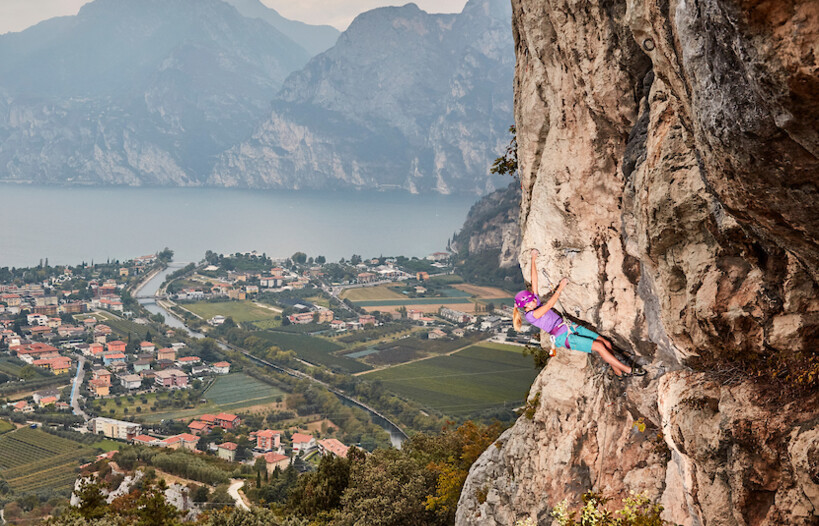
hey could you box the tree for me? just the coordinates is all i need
[74,479,109,520]
[315,256,326,264]
[490,125,518,178]
[291,252,307,265]
[135,477,180,526]
[350,255,362,265]
[287,454,351,518]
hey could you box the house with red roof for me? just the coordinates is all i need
[217,442,238,461]
[176,356,201,367]
[215,413,240,430]
[264,452,290,473]
[132,435,161,446]
[139,342,156,353]
[291,433,317,455]
[160,433,199,451]
[256,429,282,451]
[188,420,210,435]
[107,341,126,354]
[212,361,231,374]
[154,369,188,388]
[318,438,350,459]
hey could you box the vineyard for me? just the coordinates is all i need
[0,428,96,495]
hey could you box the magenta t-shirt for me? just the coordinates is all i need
[525,309,568,337]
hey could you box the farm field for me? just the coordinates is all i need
[183,301,279,323]
[452,283,513,298]
[255,331,371,374]
[0,428,96,495]
[354,297,474,307]
[204,373,285,410]
[0,419,14,434]
[340,285,405,302]
[367,343,538,415]
[104,317,152,341]
[90,374,287,423]
[360,332,490,367]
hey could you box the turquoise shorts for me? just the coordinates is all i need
[564,325,600,353]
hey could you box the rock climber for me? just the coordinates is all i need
[512,248,646,378]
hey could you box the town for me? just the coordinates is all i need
[0,249,537,522]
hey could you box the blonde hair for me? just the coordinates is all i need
[513,308,523,331]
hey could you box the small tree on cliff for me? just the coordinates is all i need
[490,125,518,178]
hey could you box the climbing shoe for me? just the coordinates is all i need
[628,366,647,377]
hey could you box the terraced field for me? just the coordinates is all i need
[0,428,96,494]
[368,343,539,415]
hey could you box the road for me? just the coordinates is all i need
[228,479,250,511]
[70,355,89,421]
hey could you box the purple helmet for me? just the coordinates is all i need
[514,290,539,309]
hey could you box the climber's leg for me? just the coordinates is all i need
[591,339,632,376]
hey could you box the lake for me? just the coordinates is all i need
[0,184,477,268]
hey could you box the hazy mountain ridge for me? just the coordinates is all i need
[0,0,312,184]
[211,0,515,194]
[0,0,514,193]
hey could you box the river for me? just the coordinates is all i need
[136,266,407,447]
[0,184,476,268]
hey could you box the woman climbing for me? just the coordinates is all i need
[513,248,645,378]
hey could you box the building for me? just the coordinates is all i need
[440,307,473,324]
[92,368,113,386]
[106,341,127,354]
[176,356,201,367]
[132,434,161,446]
[287,312,315,325]
[154,369,189,388]
[37,395,58,408]
[33,356,72,374]
[133,358,152,373]
[88,343,105,357]
[318,438,349,459]
[90,417,141,440]
[217,442,238,461]
[139,342,156,353]
[408,309,423,321]
[212,361,231,374]
[12,342,59,363]
[357,272,377,284]
[256,430,282,451]
[428,329,447,340]
[33,389,60,404]
[161,433,199,451]
[264,452,290,474]
[291,433,317,455]
[316,309,334,323]
[188,420,210,435]
[119,374,142,390]
[416,272,430,281]
[157,348,176,361]
[103,352,126,366]
[89,378,110,397]
[358,315,376,326]
[214,413,240,430]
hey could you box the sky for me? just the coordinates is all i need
[0,0,469,35]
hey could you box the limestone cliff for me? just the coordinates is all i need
[451,181,521,268]
[457,1,819,525]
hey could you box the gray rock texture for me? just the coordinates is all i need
[451,181,522,268]
[457,0,818,524]
[211,0,515,194]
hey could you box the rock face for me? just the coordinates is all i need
[211,0,515,194]
[451,181,521,268]
[457,1,818,524]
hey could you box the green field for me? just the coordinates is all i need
[91,374,287,423]
[0,419,14,434]
[0,428,96,495]
[184,301,279,323]
[256,331,371,374]
[0,357,51,379]
[340,285,405,302]
[367,343,538,415]
[104,317,152,341]
[204,373,285,409]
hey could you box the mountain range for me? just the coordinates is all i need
[0,0,513,194]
